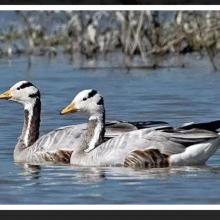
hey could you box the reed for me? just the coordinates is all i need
[0,11,220,69]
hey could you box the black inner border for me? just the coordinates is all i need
[0,210,220,218]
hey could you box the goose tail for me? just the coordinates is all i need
[169,137,220,166]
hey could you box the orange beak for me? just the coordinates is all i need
[0,90,12,100]
[60,102,78,115]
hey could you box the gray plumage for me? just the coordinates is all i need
[64,89,220,168]
[70,127,220,166]
[0,81,172,164]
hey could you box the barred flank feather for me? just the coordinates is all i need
[44,150,73,164]
[124,149,169,169]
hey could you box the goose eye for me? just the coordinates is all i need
[82,97,87,101]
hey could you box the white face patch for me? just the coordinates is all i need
[9,81,40,108]
[72,89,104,116]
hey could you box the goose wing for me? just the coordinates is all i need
[126,120,171,129]
[31,120,171,152]
[168,128,219,146]
[105,120,172,138]
[31,123,87,152]
[80,128,218,166]
[180,120,220,132]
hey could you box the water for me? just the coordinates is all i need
[1,56,220,204]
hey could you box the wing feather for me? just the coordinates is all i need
[76,128,219,166]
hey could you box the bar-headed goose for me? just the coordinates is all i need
[60,89,220,168]
[0,81,170,164]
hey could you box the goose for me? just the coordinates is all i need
[0,81,170,164]
[60,89,220,168]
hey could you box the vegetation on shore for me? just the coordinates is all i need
[0,11,220,69]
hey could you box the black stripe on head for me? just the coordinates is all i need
[88,90,97,99]
[29,91,40,99]
[17,82,34,90]
[97,97,104,105]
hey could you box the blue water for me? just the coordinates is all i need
[0,55,220,204]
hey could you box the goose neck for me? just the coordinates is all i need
[77,110,105,153]
[20,98,41,148]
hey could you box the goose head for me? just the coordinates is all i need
[60,89,104,117]
[0,81,40,108]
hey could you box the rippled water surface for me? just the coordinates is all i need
[1,56,220,204]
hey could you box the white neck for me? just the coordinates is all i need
[89,113,103,121]
[84,112,105,153]
[24,105,34,147]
